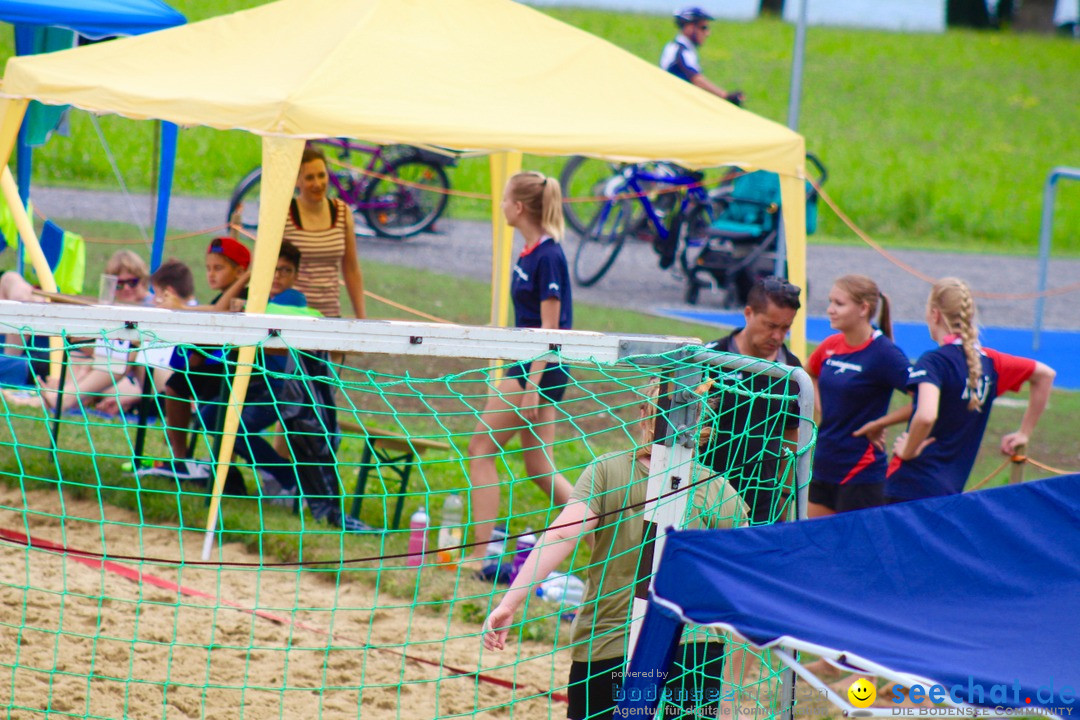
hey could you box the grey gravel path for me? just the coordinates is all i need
[33,186,1080,331]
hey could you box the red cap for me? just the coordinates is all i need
[207,236,251,269]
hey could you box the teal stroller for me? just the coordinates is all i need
[683,154,825,306]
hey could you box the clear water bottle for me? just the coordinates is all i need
[407,508,429,567]
[535,571,586,621]
[480,525,509,582]
[508,529,538,583]
[435,493,464,564]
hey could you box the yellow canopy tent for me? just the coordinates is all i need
[0,0,807,553]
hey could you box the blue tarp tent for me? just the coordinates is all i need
[620,475,1080,718]
[0,0,185,270]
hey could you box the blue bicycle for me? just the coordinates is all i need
[570,163,722,287]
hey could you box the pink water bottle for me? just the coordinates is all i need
[407,509,429,567]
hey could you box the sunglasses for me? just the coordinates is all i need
[115,277,141,289]
[209,237,226,252]
[760,276,801,299]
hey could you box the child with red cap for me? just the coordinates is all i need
[143,237,252,484]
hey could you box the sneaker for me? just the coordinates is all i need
[327,513,374,534]
[475,557,512,585]
[136,459,211,483]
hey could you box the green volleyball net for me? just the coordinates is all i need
[0,304,813,720]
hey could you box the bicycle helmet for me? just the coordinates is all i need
[674,6,714,27]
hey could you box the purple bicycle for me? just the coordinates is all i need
[227,139,456,239]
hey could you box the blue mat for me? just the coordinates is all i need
[660,308,1080,390]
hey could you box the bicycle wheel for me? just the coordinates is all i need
[226,167,263,235]
[360,159,449,239]
[572,199,632,287]
[560,156,623,236]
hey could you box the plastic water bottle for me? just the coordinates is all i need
[480,525,509,582]
[407,509,429,567]
[435,494,464,564]
[508,529,538,583]
[535,571,586,621]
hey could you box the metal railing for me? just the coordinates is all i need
[1033,166,1080,350]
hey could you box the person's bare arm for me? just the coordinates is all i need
[482,501,597,651]
[893,384,938,460]
[853,401,914,451]
[1001,361,1055,454]
[158,271,250,312]
[690,73,729,99]
[521,298,561,422]
[342,211,366,319]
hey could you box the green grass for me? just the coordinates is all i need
[1,217,1075,649]
[1,4,1077,253]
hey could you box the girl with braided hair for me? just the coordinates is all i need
[884,277,1055,503]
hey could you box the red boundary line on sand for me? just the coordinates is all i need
[0,528,568,705]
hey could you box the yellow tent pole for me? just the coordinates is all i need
[488,152,522,327]
[201,135,305,561]
[0,99,29,171]
[1,164,64,376]
[779,168,807,360]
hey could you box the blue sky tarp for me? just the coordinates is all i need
[650,476,1080,710]
[0,0,183,38]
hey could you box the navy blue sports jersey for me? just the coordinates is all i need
[701,330,802,524]
[659,35,702,83]
[885,340,1035,501]
[511,237,572,330]
[808,331,910,485]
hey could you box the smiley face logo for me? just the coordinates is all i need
[848,678,876,708]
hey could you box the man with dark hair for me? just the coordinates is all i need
[661,6,744,104]
[701,276,802,524]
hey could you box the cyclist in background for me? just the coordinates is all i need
[661,6,744,105]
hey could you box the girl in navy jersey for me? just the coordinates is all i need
[807,275,910,516]
[466,171,574,572]
[886,277,1055,503]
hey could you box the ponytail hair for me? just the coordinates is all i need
[834,274,892,339]
[508,171,564,241]
[929,277,983,411]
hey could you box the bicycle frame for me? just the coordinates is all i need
[593,165,714,242]
[314,138,389,208]
[626,167,714,241]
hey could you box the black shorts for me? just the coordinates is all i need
[504,361,570,403]
[567,641,726,720]
[809,480,885,513]
[164,363,226,403]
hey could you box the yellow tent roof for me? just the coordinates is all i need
[0,0,803,172]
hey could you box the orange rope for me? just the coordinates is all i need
[364,291,452,324]
[81,224,231,246]
[333,156,741,204]
[966,457,1012,492]
[234,222,453,324]
[1024,456,1074,476]
[813,181,1080,301]
[330,157,490,200]
[967,453,1075,492]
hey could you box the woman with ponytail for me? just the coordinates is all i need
[807,275,911,515]
[885,277,1055,503]
[467,172,574,574]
